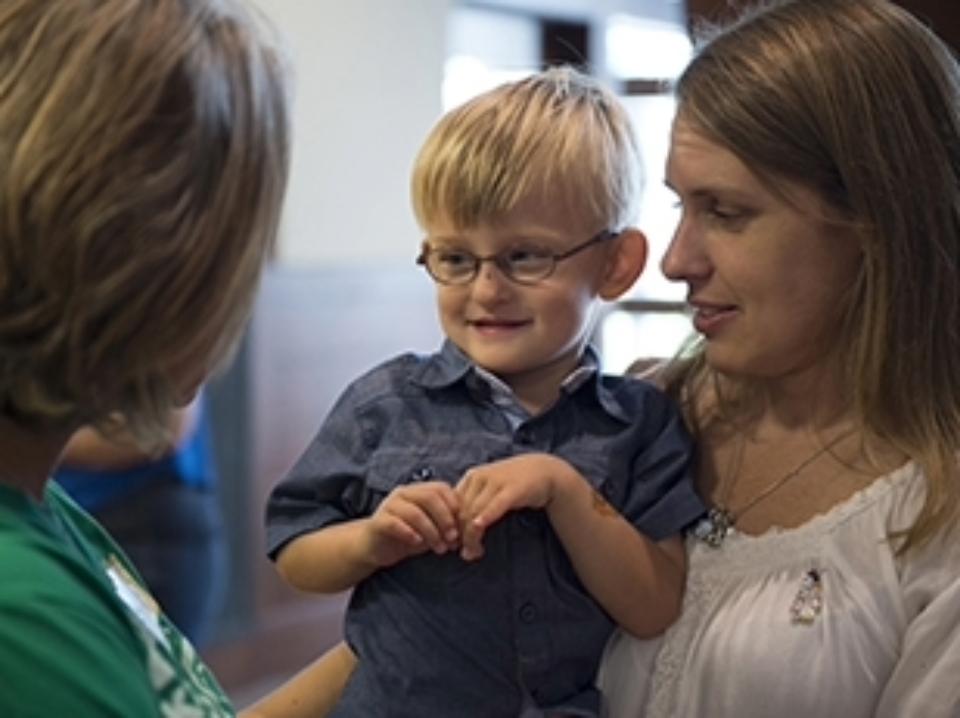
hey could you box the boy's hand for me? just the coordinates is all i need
[456,454,575,561]
[366,481,461,568]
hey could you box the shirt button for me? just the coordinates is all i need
[519,602,538,624]
[516,427,534,444]
[409,466,433,481]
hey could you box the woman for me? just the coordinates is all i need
[600,0,960,715]
[284,1,960,716]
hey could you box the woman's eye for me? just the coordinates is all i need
[708,205,749,228]
[709,206,738,219]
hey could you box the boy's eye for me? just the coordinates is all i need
[505,246,550,267]
[436,249,475,267]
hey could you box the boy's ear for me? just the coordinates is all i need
[599,228,647,300]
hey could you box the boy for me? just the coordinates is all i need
[266,66,704,718]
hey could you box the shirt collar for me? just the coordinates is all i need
[413,340,475,389]
[413,341,634,424]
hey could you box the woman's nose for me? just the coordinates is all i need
[660,216,710,283]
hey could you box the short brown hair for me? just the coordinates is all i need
[0,0,290,445]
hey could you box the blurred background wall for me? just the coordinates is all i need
[201,0,960,704]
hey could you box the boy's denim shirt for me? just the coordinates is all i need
[267,340,704,718]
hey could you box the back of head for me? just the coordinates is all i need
[676,0,960,545]
[411,65,642,233]
[0,0,290,444]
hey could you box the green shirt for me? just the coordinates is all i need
[0,482,233,717]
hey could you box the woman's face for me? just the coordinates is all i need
[662,116,863,381]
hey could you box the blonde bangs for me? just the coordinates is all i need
[411,66,641,232]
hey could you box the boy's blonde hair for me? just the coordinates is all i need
[0,0,290,446]
[412,65,642,233]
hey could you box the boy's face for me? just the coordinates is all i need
[422,193,620,410]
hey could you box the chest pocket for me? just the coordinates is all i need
[363,449,501,587]
[367,450,450,492]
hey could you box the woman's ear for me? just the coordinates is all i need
[599,228,648,301]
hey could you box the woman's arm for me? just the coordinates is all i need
[239,642,357,718]
[874,534,960,717]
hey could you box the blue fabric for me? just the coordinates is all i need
[54,394,219,512]
[266,341,705,718]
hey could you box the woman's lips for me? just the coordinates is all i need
[690,303,738,337]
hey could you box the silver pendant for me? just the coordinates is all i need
[691,506,735,548]
[790,569,824,625]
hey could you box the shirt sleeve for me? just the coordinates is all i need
[265,378,376,560]
[876,529,960,717]
[619,387,705,541]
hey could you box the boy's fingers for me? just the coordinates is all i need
[459,519,485,561]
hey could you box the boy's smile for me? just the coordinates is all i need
[468,316,532,337]
[423,194,616,413]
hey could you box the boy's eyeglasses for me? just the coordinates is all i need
[416,229,617,286]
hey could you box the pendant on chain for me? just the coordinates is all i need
[691,428,857,549]
[790,569,824,625]
[691,506,735,548]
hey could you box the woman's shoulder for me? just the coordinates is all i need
[0,484,147,625]
[0,487,160,715]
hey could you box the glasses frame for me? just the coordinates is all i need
[416,229,618,286]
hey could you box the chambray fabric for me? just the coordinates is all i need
[266,341,704,718]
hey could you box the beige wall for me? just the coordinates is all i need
[253,0,453,266]
[253,0,686,267]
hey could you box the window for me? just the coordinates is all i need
[444,7,540,111]
[600,15,693,373]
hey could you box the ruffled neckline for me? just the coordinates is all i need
[689,461,919,571]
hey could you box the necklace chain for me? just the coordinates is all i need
[693,428,856,548]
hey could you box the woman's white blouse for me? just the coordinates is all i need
[599,462,960,717]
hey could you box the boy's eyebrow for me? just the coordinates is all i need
[502,224,577,241]
[427,228,572,244]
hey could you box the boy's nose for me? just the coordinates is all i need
[470,260,514,300]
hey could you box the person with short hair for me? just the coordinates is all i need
[265,66,704,718]
[0,0,293,715]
